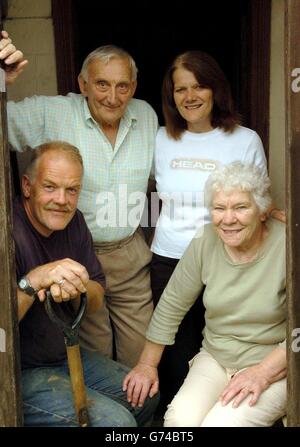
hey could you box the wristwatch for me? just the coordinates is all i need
[18,276,37,298]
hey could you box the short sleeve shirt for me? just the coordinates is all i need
[13,197,105,369]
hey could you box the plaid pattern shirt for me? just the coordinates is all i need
[8,93,158,242]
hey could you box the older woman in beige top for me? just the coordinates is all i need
[123,162,286,427]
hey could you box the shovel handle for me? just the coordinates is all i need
[66,344,90,427]
[44,291,87,346]
[44,291,90,426]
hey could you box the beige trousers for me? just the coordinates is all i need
[79,229,153,368]
[164,348,286,427]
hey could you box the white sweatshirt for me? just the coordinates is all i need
[151,126,267,259]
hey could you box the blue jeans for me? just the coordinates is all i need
[22,349,159,427]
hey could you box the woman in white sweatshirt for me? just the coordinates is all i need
[150,50,267,415]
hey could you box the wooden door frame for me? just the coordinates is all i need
[286,0,300,427]
[0,0,23,427]
[240,0,271,157]
[52,0,79,95]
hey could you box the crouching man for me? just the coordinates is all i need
[14,141,158,426]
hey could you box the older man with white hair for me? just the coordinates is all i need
[0,31,158,368]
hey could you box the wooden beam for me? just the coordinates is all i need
[286,0,300,427]
[0,0,23,426]
[52,0,78,95]
[239,0,271,158]
[248,0,271,157]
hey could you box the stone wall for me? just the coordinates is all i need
[4,0,57,101]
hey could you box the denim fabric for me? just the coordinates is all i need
[22,348,159,427]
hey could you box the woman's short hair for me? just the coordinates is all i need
[80,45,138,82]
[162,51,240,140]
[25,141,83,180]
[204,162,272,213]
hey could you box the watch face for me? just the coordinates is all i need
[19,278,28,289]
[18,277,36,296]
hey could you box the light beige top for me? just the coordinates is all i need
[147,218,286,369]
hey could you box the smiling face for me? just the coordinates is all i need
[173,67,214,133]
[211,190,265,251]
[22,151,82,237]
[78,57,137,130]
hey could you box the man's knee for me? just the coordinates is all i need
[104,409,137,428]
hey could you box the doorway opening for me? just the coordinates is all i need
[53,0,270,150]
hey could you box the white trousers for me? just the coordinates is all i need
[164,349,286,427]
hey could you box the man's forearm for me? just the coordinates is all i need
[18,279,104,321]
[17,289,35,321]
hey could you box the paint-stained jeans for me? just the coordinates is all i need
[22,348,159,427]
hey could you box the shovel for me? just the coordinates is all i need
[44,291,90,427]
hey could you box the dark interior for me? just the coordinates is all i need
[72,0,251,125]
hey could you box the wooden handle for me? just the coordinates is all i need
[66,345,90,427]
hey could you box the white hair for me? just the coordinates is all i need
[80,45,138,81]
[204,162,272,213]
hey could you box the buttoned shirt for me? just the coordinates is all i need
[8,93,158,242]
